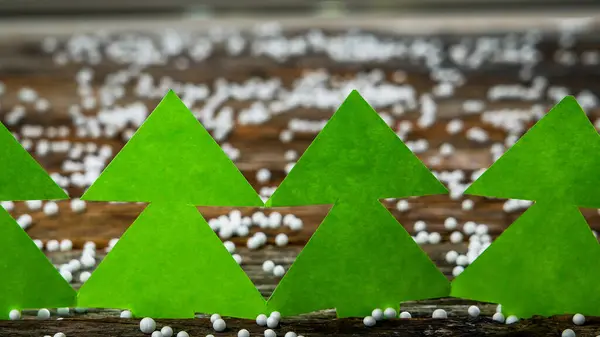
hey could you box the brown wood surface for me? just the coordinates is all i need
[1,18,600,336]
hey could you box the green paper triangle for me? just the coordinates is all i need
[267,198,450,317]
[266,90,447,207]
[465,96,600,207]
[81,90,262,207]
[0,207,76,316]
[451,202,600,318]
[0,122,67,201]
[77,203,266,318]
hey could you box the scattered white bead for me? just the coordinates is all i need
[238,329,250,337]
[120,310,132,318]
[463,221,477,235]
[9,309,21,320]
[54,333,66,337]
[140,317,156,334]
[444,217,458,230]
[151,331,163,337]
[262,260,275,273]
[213,318,226,332]
[79,271,91,283]
[37,308,51,319]
[462,199,474,211]
[399,311,411,319]
[70,199,87,213]
[456,255,469,266]
[573,313,585,325]
[60,239,73,252]
[256,168,272,183]
[492,312,505,323]
[34,239,43,250]
[256,313,268,326]
[363,315,376,327]
[273,265,285,277]
[275,233,289,246]
[25,200,43,210]
[267,316,279,328]
[428,232,441,244]
[505,315,519,324]
[383,307,397,319]
[467,305,480,318]
[264,329,277,337]
[210,313,221,323]
[371,308,383,321]
[445,250,458,263]
[432,309,447,319]
[233,254,243,265]
[449,231,463,243]
[17,214,33,229]
[270,311,281,320]
[60,270,73,283]
[413,220,427,232]
[176,332,189,337]
[452,266,464,276]
[562,329,576,337]
[43,201,59,216]
[161,326,174,337]
[284,332,297,337]
[396,200,410,212]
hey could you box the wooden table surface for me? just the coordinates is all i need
[1,14,600,337]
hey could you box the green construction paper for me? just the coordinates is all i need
[266,90,447,207]
[451,202,600,318]
[267,198,450,317]
[77,202,266,318]
[0,206,76,317]
[81,90,262,207]
[0,121,67,201]
[465,96,600,208]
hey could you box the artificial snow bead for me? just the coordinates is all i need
[43,201,59,216]
[60,270,73,283]
[505,315,519,324]
[238,329,250,337]
[432,309,447,319]
[224,241,236,253]
[363,316,376,327]
[75,307,87,313]
[396,200,410,212]
[213,318,226,332]
[450,231,463,243]
[233,254,242,265]
[284,332,297,337]
[270,311,281,320]
[140,317,156,334]
[445,250,459,263]
[161,326,174,337]
[210,314,221,323]
[452,266,464,276]
[151,331,163,337]
[562,329,576,337]
[54,333,66,337]
[79,271,91,283]
[399,311,411,319]
[573,313,585,325]
[444,217,457,230]
[80,254,96,268]
[371,308,383,321]
[273,265,285,277]
[496,304,502,313]
[34,239,43,249]
[26,200,42,210]
[9,309,20,320]
[264,329,277,337]
[120,310,132,318]
[37,308,51,319]
[256,313,268,326]
[60,239,73,252]
[176,332,189,337]
[17,214,33,229]
[463,221,477,235]
[468,305,480,318]
[57,307,69,316]
[70,199,87,213]
[456,255,469,266]
[275,233,289,247]
[428,232,441,244]
[267,316,279,328]
[462,199,474,211]
[383,307,397,319]
[413,220,427,232]
[492,312,505,323]
[256,168,272,183]
[262,260,275,273]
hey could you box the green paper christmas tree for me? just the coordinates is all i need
[266,90,450,318]
[451,96,600,318]
[0,122,76,318]
[78,91,266,319]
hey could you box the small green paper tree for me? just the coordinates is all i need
[451,96,600,318]
[78,90,266,319]
[266,90,450,318]
[0,122,76,318]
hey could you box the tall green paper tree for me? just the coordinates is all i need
[78,90,266,319]
[451,96,600,318]
[265,90,450,318]
[0,122,76,318]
